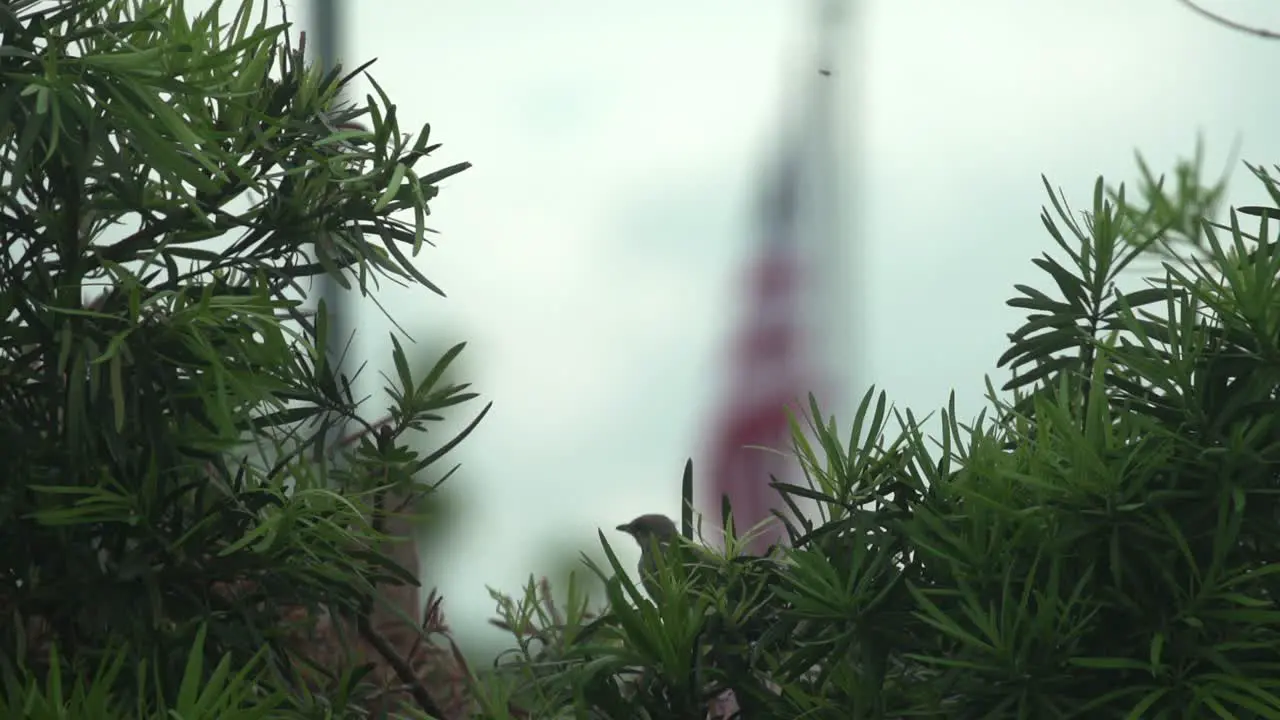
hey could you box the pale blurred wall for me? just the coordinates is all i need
[197,0,1280,650]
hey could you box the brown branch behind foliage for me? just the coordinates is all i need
[253,488,476,719]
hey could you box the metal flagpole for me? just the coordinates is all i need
[811,0,861,427]
[309,0,350,449]
[303,8,432,693]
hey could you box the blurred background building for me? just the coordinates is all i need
[248,0,1280,657]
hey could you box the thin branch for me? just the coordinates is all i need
[352,460,442,717]
[356,615,447,719]
[1176,0,1280,39]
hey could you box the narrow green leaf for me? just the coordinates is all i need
[109,355,125,431]
[373,162,408,212]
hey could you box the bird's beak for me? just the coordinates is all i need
[616,523,632,534]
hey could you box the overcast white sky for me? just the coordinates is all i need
[218,0,1280,648]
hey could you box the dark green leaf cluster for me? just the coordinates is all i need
[0,0,480,716]
[0,628,285,719]
[479,157,1280,719]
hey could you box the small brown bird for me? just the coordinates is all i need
[616,514,685,599]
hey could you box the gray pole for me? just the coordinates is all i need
[311,0,341,79]
[811,0,862,420]
[310,0,350,450]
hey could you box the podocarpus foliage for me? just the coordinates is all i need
[477,150,1280,719]
[0,0,483,717]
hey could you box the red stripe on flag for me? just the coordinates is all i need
[706,238,811,554]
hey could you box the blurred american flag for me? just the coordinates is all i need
[702,0,850,559]
[704,149,813,555]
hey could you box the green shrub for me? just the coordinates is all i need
[479,154,1280,719]
[0,627,281,719]
[0,0,480,716]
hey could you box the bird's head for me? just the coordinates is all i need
[616,513,679,548]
